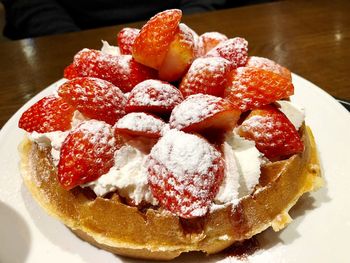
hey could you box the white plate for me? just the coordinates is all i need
[1,75,350,263]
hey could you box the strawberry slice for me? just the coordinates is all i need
[199,32,228,55]
[246,56,292,80]
[18,95,75,133]
[158,23,196,81]
[115,112,166,152]
[224,67,294,112]
[179,57,233,97]
[132,9,182,70]
[58,120,121,190]
[70,49,157,92]
[206,37,248,67]
[126,79,183,115]
[146,129,224,218]
[58,77,126,125]
[117,27,140,55]
[63,63,78,79]
[237,105,304,159]
[169,94,240,133]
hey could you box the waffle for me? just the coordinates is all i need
[19,125,323,260]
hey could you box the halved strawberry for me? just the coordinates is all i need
[199,32,228,55]
[58,120,121,190]
[18,95,75,133]
[169,94,240,133]
[117,27,140,55]
[224,67,294,112]
[245,56,292,80]
[206,37,248,68]
[115,112,166,153]
[179,57,233,97]
[146,129,224,218]
[126,79,183,115]
[132,9,182,69]
[63,63,78,79]
[237,105,304,159]
[58,77,126,125]
[70,49,157,92]
[158,23,196,81]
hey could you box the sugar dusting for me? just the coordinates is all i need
[116,112,165,134]
[147,129,223,217]
[128,79,183,108]
[169,94,222,130]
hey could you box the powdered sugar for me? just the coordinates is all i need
[169,94,222,130]
[179,56,232,97]
[246,56,291,80]
[206,37,248,67]
[200,31,228,54]
[115,112,165,134]
[147,129,223,217]
[127,79,183,109]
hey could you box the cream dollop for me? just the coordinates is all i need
[83,145,158,205]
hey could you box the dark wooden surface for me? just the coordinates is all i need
[0,0,349,128]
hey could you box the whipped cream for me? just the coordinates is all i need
[29,130,68,166]
[28,111,87,165]
[214,132,263,206]
[101,40,121,56]
[275,100,305,130]
[83,145,158,206]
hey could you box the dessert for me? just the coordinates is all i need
[18,9,323,260]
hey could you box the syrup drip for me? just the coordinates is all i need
[224,237,260,260]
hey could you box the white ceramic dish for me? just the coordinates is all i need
[1,74,350,263]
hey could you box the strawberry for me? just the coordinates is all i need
[199,32,228,55]
[237,105,304,159]
[58,77,126,125]
[146,129,224,218]
[132,9,182,70]
[169,94,240,133]
[206,37,248,67]
[245,56,292,80]
[224,67,294,112]
[117,27,140,55]
[18,95,75,133]
[58,120,121,190]
[126,79,183,115]
[63,63,78,79]
[158,23,196,81]
[71,49,157,92]
[115,112,166,152]
[179,57,233,97]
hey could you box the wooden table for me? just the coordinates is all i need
[0,0,349,128]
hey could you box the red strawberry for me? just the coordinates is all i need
[58,77,126,125]
[206,37,248,67]
[146,129,224,218]
[117,27,140,55]
[115,112,166,152]
[18,96,75,133]
[245,56,292,80]
[71,49,157,92]
[199,32,228,55]
[169,94,240,133]
[126,79,183,115]
[132,9,182,70]
[224,67,294,112]
[58,120,121,190]
[158,23,196,81]
[237,105,304,159]
[179,57,233,97]
[63,63,78,79]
